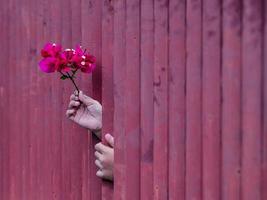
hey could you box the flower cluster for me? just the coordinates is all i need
[39,43,96,74]
[39,43,96,92]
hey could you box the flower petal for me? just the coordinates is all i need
[39,57,57,73]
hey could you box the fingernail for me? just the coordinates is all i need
[105,134,110,139]
[96,171,103,177]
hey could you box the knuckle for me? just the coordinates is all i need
[100,157,106,164]
[95,143,99,149]
[95,160,99,166]
[99,156,104,163]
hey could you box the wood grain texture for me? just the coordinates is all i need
[140,0,154,199]
[186,0,202,199]
[222,0,241,199]
[0,0,266,200]
[202,0,222,199]
[168,0,186,199]
[241,0,263,200]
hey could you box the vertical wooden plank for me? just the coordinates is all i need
[153,0,169,199]
[168,0,186,199]
[28,0,41,199]
[69,1,84,199]
[0,5,2,200]
[48,0,63,199]
[241,0,263,200]
[81,0,94,200]
[113,0,126,198]
[263,0,267,198]
[186,0,202,199]
[0,2,10,200]
[140,0,154,199]
[222,0,241,200]
[0,3,6,200]
[19,1,31,199]
[81,0,103,199]
[61,0,73,198]
[42,0,54,198]
[102,0,115,199]
[30,0,46,198]
[202,0,221,199]
[125,0,141,199]
[8,0,23,198]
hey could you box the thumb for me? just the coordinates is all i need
[78,91,95,106]
[105,133,114,148]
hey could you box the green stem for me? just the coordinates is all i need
[59,71,80,93]
[66,72,79,93]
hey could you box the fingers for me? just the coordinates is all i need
[105,134,114,148]
[66,109,75,119]
[95,142,109,153]
[96,170,104,178]
[70,94,79,101]
[95,160,103,169]
[68,100,80,109]
[78,91,96,107]
[94,151,102,160]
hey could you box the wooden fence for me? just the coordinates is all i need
[0,0,267,199]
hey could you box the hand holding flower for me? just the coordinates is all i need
[66,91,102,139]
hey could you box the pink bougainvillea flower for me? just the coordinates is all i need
[70,46,84,67]
[75,45,84,56]
[39,57,58,73]
[39,42,97,93]
[80,54,96,73]
[61,49,75,61]
[57,49,76,72]
[56,56,70,72]
[41,43,62,58]
[81,63,96,73]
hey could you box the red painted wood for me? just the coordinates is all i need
[186,0,202,199]
[153,0,168,199]
[241,0,263,200]
[0,4,3,199]
[222,0,241,199]
[202,0,222,199]
[1,1,267,200]
[125,0,141,199]
[29,0,43,198]
[102,0,115,199]
[168,0,186,200]
[113,0,126,199]
[263,1,267,198]
[9,0,22,199]
[140,0,154,199]
[82,0,102,199]
[0,3,8,200]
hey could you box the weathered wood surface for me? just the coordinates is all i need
[0,0,266,199]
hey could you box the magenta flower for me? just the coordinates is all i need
[80,54,96,73]
[41,43,62,58]
[39,57,58,73]
[39,42,97,93]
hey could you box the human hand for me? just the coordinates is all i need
[66,91,102,138]
[94,134,114,181]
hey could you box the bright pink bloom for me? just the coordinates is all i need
[80,54,96,73]
[39,57,58,73]
[81,63,96,73]
[39,43,96,74]
[41,43,62,58]
[70,46,84,67]
[56,56,70,72]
